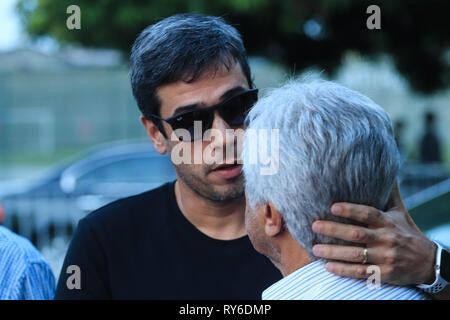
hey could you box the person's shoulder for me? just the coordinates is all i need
[81,181,174,231]
[0,225,46,265]
[0,226,55,299]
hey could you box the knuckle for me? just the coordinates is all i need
[351,229,360,241]
[384,234,397,248]
[352,248,363,261]
[329,264,343,276]
[362,209,372,221]
[366,231,377,242]
[364,230,377,243]
[356,266,367,278]
[383,249,397,265]
[373,209,384,223]
[352,229,366,242]
[332,264,343,275]
[327,263,341,275]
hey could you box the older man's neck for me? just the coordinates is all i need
[279,235,313,277]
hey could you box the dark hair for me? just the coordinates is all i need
[130,13,253,126]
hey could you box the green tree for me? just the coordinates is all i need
[17,0,450,93]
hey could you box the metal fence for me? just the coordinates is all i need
[398,163,450,198]
[1,193,85,250]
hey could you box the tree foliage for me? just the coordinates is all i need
[17,0,450,94]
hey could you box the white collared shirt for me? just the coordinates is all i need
[262,259,429,300]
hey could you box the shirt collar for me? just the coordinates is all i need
[262,259,327,300]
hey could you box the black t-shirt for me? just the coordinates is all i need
[55,181,282,299]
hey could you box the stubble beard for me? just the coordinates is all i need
[175,163,245,202]
[166,138,245,202]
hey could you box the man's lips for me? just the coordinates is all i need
[211,163,243,179]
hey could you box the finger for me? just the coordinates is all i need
[312,245,366,263]
[325,262,371,279]
[330,203,388,227]
[313,245,385,265]
[312,220,379,244]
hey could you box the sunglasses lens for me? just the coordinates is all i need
[220,91,258,127]
[165,90,257,142]
[170,110,213,141]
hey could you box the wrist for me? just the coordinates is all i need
[422,241,438,285]
[417,240,450,294]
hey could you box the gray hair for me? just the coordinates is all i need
[243,78,400,258]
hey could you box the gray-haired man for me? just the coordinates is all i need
[243,79,430,299]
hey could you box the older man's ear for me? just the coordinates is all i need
[263,202,285,237]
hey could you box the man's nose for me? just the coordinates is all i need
[209,111,235,148]
[211,110,230,133]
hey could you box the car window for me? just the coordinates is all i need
[76,156,175,187]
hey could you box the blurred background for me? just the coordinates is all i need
[0,0,449,278]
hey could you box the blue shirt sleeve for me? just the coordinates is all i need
[0,226,56,300]
[13,261,56,300]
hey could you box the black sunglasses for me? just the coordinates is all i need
[148,88,258,142]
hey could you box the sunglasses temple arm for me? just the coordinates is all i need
[146,114,169,138]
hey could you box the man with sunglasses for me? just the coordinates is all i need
[55,13,448,299]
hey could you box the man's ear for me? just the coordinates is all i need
[140,115,167,154]
[263,202,284,238]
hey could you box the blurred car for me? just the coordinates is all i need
[0,140,176,245]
